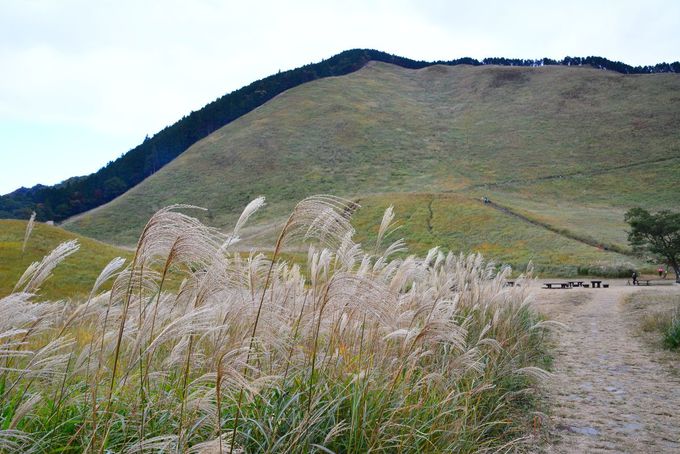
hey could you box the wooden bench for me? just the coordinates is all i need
[636,279,674,286]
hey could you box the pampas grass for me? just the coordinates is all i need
[22,212,36,254]
[0,195,553,453]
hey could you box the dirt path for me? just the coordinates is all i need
[533,283,680,453]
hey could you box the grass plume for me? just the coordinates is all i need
[0,196,553,452]
[21,212,36,254]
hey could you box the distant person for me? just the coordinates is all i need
[658,266,664,278]
[632,271,638,286]
[663,267,668,279]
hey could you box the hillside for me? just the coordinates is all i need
[1,50,678,223]
[64,62,680,272]
[0,219,131,299]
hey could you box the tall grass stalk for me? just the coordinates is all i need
[21,211,36,254]
[0,195,553,452]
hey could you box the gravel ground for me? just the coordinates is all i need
[530,280,680,453]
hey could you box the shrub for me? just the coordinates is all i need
[664,310,680,350]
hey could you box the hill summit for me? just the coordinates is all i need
[1,49,678,223]
[63,61,680,272]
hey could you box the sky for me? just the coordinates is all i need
[1,0,679,195]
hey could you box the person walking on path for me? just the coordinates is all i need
[632,271,639,286]
[658,266,664,278]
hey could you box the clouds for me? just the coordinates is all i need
[1,0,678,194]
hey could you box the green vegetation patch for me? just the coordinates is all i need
[631,292,680,350]
[477,159,680,249]
[352,193,638,274]
[0,219,131,299]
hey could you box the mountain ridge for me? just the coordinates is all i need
[2,49,679,222]
[61,61,680,272]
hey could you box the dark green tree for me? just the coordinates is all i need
[625,208,680,282]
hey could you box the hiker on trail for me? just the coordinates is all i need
[658,266,664,277]
[632,271,638,286]
[663,267,668,279]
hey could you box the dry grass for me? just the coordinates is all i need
[640,307,680,350]
[628,292,680,351]
[1,196,554,452]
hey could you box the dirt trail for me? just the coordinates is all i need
[533,283,680,453]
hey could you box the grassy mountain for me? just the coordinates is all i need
[0,219,131,299]
[63,62,680,273]
[1,50,678,223]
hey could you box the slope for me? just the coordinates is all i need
[63,62,680,270]
[2,50,677,223]
[351,193,636,275]
[0,220,131,299]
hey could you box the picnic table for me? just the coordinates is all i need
[568,281,585,287]
[591,280,602,288]
[543,282,571,289]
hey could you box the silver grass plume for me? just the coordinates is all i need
[19,336,75,380]
[9,393,42,429]
[377,205,395,247]
[188,435,243,454]
[134,204,226,270]
[0,430,32,452]
[232,196,266,239]
[0,293,49,332]
[121,435,178,453]
[280,195,359,250]
[14,240,80,294]
[90,257,127,299]
[57,257,127,337]
[216,196,266,254]
[22,211,36,253]
[335,231,363,270]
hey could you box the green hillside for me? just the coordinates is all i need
[0,220,131,299]
[352,193,637,274]
[3,49,676,223]
[64,62,680,272]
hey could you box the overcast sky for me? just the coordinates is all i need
[1,0,679,195]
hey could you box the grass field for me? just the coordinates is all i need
[470,158,680,250]
[0,219,131,299]
[352,193,639,274]
[62,62,680,272]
